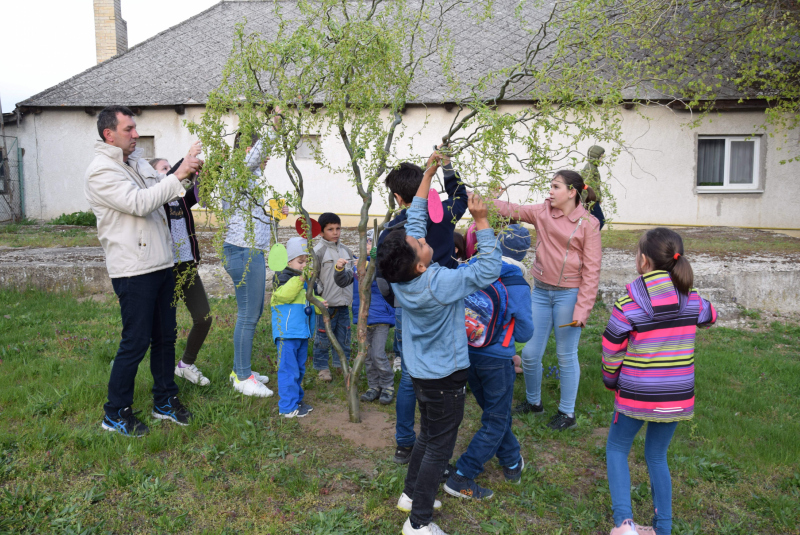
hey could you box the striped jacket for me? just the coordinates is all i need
[601,271,717,422]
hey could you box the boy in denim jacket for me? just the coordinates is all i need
[271,237,325,418]
[377,152,501,535]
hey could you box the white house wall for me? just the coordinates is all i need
[6,105,799,228]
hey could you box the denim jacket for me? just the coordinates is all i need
[391,197,502,379]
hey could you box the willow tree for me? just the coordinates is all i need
[189,0,686,422]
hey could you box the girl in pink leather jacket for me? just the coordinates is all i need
[492,170,602,431]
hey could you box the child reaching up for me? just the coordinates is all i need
[601,228,716,535]
[377,151,501,535]
[271,237,326,418]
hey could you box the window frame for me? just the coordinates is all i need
[696,135,762,194]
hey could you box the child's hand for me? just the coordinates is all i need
[426,150,442,170]
[322,300,329,307]
[335,258,348,270]
[468,193,490,230]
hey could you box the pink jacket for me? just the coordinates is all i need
[493,199,602,325]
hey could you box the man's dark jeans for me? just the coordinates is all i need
[403,375,467,526]
[455,353,521,479]
[105,268,179,417]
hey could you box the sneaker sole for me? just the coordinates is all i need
[504,457,525,483]
[175,371,210,386]
[101,422,147,437]
[443,483,493,501]
[151,411,190,426]
[393,455,411,465]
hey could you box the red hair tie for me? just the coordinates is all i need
[673,253,681,260]
[583,184,588,190]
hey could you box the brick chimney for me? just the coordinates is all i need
[94,0,128,64]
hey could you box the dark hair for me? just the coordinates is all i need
[97,105,134,141]
[318,212,341,231]
[637,227,693,295]
[453,231,467,261]
[233,131,260,149]
[148,158,167,169]
[385,162,424,205]
[377,229,419,283]
[554,170,597,206]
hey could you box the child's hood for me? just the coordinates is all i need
[625,270,688,320]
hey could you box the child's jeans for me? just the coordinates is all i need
[455,353,520,479]
[394,308,418,448]
[520,286,582,414]
[277,338,308,414]
[312,306,351,371]
[366,324,393,390]
[222,244,265,381]
[606,412,678,535]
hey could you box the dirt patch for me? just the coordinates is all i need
[299,402,396,450]
[592,426,609,445]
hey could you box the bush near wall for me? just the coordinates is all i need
[49,211,97,226]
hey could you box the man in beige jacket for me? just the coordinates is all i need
[85,105,201,437]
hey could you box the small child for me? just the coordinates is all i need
[271,237,325,418]
[601,228,716,535]
[312,213,355,382]
[377,151,501,535]
[444,224,533,500]
[334,229,396,404]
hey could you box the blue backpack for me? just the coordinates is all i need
[465,275,528,348]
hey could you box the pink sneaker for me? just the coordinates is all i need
[610,519,639,535]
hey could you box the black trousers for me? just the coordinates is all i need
[174,262,212,365]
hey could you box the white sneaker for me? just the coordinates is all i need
[402,518,448,535]
[174,363,210,386]
[397,493,441,512]
[393,356,401,372]
[232,375,273,397]
[229,370,269,385]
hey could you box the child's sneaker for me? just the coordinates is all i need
[175,362,210,386]
[443,473,493,500]
[392,356,401,372]
[232,375,274,397]
[402,518,449,535]
[396,492,442,512]
[318,369,332,382]
[360,388,381,402]
[152,396,193,426]
[379,387,395,405]
[394,445,413,464]
[299,400,313,413]
[513,400,543,416]
[502,455,525,483]
[441,463,456,483]
[609,519,639,535]
[296,403,313,418]
[281,407,300,418]
[101,407,149,437]
[547,410,577,430]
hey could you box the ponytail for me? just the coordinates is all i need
[555,170,598,207]
[637,227,694,295]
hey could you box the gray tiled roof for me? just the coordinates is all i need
[17,1,731,108]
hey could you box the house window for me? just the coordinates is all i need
[137,136,155,159]
[296,135,320,159]
[696,136,761,192]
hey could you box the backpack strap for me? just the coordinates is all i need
[501,317,516,347]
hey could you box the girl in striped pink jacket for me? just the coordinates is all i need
[601,228,716,535]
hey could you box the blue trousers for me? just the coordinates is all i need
[606,413,678,535]
[277,338,308,413]
[312,306,351,371]
[456,353,520,479]
[106,268,179,417]
[394,307,417,448]
[223,244,266,380]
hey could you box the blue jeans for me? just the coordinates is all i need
[394,307,417,448]
[277,338,308,413]
[312,306,351,370]
[456,354,520,479]
[223,243,266,380]
[606,413,678,535]
[520,286,582,414]
[106,268,179,417]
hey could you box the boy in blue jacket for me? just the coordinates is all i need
[444,224,534,501]
[271,237,325,418]
[377,152,501,535]
[334,229,396,404]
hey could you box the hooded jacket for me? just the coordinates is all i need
[601,270,717,422]
[581,145,606,229]
[313,238,355,307]
[334,258,396,326]
[84,142,186,278]
[270,267,323,341]
[492,199,602,325]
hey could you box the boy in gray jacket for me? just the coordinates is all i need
[377,152,501,535]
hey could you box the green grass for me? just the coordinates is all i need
[600,228,800,256]
[0,223,100,248]
[0,289,799,534]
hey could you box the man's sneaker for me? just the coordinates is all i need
[296,402,313,418]
[101,407,149,437]
[394,445,413,464]
[232,375,274,397]
[392,356,401,372]
[443,473,494,500]
[175,362,210,386]
[441,463,456,483]
[402,518,449,535]
[609,519,639,535]
[361,388,381,402]
[547,410,577,430]
[299,400,313,413]
[513,400,543,416]
[152,396,193,426]
[503,456,525,483]
[318,369,332,382]
[396,492,442,512]
[229,370,269,385]
[379,387,395,405]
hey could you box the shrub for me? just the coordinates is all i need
[49,211,97,226]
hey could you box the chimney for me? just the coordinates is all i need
[94,0,128,64]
